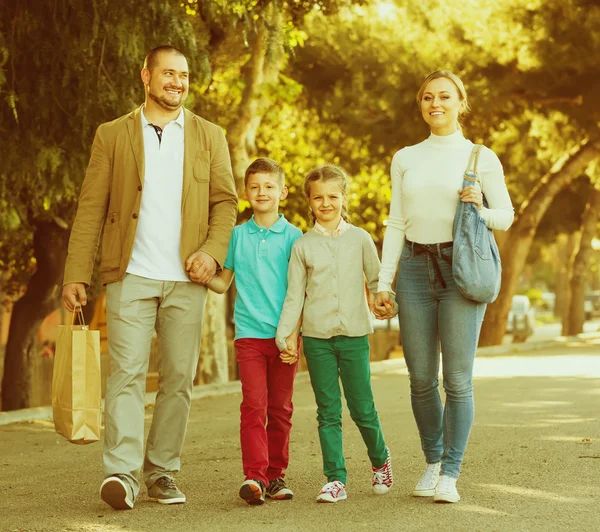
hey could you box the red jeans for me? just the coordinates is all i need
[235,337,298,486]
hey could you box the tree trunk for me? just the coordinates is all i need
[553,234,569,319]
[226,1,285,185]
[479,138,600,346]
[565,186,600,335]
[195,3,287,385]
[561,231,580,335]
[1,221,69,411]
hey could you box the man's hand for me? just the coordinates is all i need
[62,283,88,312]
[186,250,218,285]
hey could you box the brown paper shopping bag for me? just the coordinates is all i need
[52,309,102,445]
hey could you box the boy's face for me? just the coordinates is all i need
[245,172,288,215]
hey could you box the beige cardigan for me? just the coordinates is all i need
[276,225,379,349]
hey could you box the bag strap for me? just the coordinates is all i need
[70,308,86,326]
[464,144,483,183]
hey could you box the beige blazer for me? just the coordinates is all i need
[63,106,238,286]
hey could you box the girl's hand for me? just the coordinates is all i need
[374,291,397,320]
[279,349,298,365]
[367,292,376,313]
[279,336,299,364]
[458,185,483,210]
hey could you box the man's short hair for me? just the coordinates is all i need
[244,158,286,187]
[144,45,186,72]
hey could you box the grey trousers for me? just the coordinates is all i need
[104,274,207,499]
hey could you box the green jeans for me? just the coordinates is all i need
[303,335,387,484]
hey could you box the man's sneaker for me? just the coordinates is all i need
[239,479,266,505]
[266,478,294,500]
[316,480,347,503]
[372,447,393,494]
[147,476,186,504]
[100,475,134,510]
[413,462,441,497]
[433,475,461,503]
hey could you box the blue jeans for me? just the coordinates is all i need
[396,242,486,478]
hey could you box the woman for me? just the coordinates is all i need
[375,70,514,503]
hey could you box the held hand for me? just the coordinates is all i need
[186,250,218,285]
[458,185,483,210]
[279,336,299,365]
[367,292,376,313]
[374,291,396,320]
[62,283,88,312]
[279,350,298,365]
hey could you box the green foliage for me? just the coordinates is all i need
[0,0,198,295]
[1,0,599,295]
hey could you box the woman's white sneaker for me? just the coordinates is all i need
[412,462,441,497]
[433,475,460,503]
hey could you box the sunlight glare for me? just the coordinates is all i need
[377,1,398,21]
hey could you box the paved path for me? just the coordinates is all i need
[1,339,599,532]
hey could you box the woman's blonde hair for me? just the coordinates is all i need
[416,70,470,130]
[303,164,350,225]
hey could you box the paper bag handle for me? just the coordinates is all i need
[70,307,88,328]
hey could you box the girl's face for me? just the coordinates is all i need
[420,77,464,136]
[308,179,344,229]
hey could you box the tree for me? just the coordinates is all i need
[0,0,198,410]
[564,182,600,335]
[479,139,600,345]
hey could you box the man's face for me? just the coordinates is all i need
[142,52,189,111]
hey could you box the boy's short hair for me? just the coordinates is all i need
[244,158,285,187]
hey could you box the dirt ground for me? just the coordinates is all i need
[1,341,599,532]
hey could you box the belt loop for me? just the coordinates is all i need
[436,243,441,256]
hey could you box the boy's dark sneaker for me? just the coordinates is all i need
[100,475,134,510]
[266,478,294,500]
[239,479,266,505]
[147,476,186,504]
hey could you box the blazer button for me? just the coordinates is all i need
[138,185,142,191]
[132,213,138,219]
[110,218,115,223]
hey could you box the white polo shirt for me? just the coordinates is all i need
[126,107,189,282]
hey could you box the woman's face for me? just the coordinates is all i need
[420,77,464,136]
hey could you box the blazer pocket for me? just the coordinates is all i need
[100,219,122,272]
[194,150,210,182]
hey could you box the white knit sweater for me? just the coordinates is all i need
[377,131,514,293]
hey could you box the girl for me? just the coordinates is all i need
[375,70,514,503]
[276,165,393,503]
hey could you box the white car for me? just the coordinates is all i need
[506,295,535,341]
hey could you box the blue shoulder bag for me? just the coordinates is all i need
[452,144,502,304]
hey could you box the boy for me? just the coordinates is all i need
[204,158,302,505]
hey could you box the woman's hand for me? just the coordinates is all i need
[374,291,396,320]
[459,185,483,210]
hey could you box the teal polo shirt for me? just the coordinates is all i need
[224,214,303,340]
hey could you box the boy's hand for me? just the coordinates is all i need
[279,336,299,364]
[280,349,298,364]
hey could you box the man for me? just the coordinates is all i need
[62,45,238,510]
